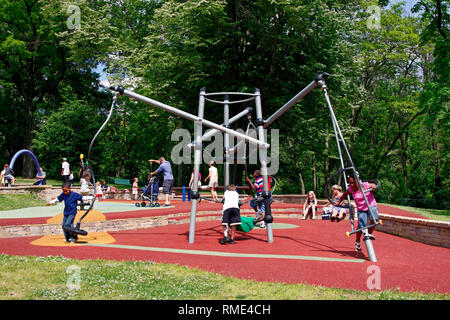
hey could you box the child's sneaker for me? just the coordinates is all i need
[366,234,376,240]
[228,239,235,245]
[259,221,266,228]
[354,241,362,252]
[220,237,229,245]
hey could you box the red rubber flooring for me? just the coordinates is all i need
[0,200,428,227]
[0,201,448,294]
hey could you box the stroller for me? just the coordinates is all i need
[135,176,160,207]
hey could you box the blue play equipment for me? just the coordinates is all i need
[9,149,43,179]
[182,186,192,202]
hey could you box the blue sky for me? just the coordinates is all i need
[390,0,420,15]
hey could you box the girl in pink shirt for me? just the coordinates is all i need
[336,174,378,252]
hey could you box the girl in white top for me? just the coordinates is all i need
[220,184,241,245]
[205,161,219,202]
[132,178,139,200]
[80,172,91,196]
[95,181,103,201]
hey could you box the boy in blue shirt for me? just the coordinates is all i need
[47,182,84,243]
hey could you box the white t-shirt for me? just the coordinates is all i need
[223,190,240,211]
[80,178,90,193]
[209,166,218,182]
[62,161,70,175]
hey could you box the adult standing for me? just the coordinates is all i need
[149,157,174,206]
[61,158,70,184]
[205,160,219,202]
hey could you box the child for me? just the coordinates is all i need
[69,170,74,187]
[80,172,91,196]
[205,161,219,202]
[302,191,317,220]
[132,178,139,201]
[95,181,103,201]
[101,180,108,193]
[188,170,202,190]
[328,185,347,222]
[0,166,4,186]
[2,164,15,186]
[220,184,241,245]
[335,174,378,252]
[47,182,84,243]
[245,170,273,228]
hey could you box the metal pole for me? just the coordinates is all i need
[330,113,355,231]
[320,81,377,262]
[264,73,329,128]
[254,88,274,243]
[110,86,269,149]
[224,95,230,188]
[188,88,205,244]
[187,107,252,148]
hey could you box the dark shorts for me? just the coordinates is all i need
[249,192,273,213]
[162,179,174,194]
[222,208,241,226]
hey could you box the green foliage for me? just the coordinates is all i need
[1,254,448,300]
[1,0,448,208]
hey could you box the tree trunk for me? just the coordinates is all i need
[400,128,409,188]
[312,160,317,195]
[432,125,442,190]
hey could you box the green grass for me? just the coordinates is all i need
[0,194,46,211]
[382,203,450,222]
[12,177,133,190]
[13,177,62,186]
[0,254,448,300]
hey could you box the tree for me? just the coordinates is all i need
[0,0,107,176]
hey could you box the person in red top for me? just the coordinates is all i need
[335,173,378,252]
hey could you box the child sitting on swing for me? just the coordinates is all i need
[327,185,347,222]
